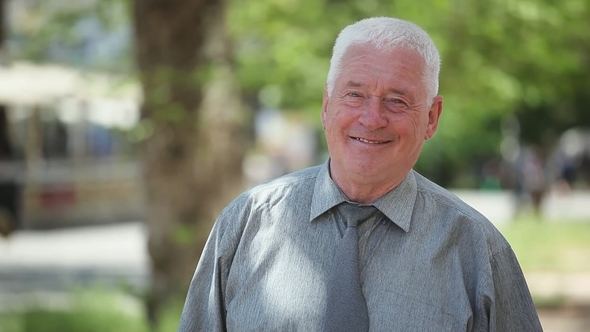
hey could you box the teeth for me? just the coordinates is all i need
[356,137,381,144]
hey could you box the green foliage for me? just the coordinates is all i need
[0,290,148,332]
[0,289,184,332]
[10,0,590,186]
[228,0,335,117]
[151,299,185,332]
[173,223,197,246]
[227,0,589,184]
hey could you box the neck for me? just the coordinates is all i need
[330,169,405,204]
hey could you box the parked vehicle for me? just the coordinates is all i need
[0,62,144,229]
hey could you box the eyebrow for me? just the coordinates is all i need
[345,81,408,96]
[345,81,363,88]
[388,88,407,96]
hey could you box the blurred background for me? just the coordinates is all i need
[0,0,589,331]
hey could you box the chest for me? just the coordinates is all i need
[224,218,473,331]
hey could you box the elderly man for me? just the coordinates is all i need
[178,17,542,332]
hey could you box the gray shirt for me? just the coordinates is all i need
[178,160,542,332]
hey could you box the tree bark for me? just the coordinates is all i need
[132,0,249,326]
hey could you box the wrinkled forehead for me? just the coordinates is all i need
[334,43,430,100]
[338,44,427,83]
[341,42,426,70]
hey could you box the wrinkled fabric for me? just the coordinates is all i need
[178,160,542,332]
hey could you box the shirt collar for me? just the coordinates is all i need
[372,170,417,233]
[309,159,349,222]
[310,159,417,233]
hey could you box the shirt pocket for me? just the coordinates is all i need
[370,290,456,332]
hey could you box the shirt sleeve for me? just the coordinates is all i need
[177,205,242,332]
[485,247,543,332]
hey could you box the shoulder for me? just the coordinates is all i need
[413,171,487,221]
[211,165,321,245]
[412,171,510,255]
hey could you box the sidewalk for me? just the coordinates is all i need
[526,272,590,304]
[453,189,590,226]
[0,222,149,297]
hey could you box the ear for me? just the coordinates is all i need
[424,95,443,140]
[321,85,330,129]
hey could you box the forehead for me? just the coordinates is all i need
[336,44,426,92]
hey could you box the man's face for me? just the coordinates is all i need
[322,44,443,190]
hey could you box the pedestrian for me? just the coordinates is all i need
[178,17,542,331]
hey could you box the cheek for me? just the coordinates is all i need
[407,113,428,134]
[322,101,337,127]
[390,114,424,141]
[324,108,347,132]
[322,112,334,133]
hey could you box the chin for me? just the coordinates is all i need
[348,162,385,177]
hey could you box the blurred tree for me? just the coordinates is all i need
[8,0,133,72]
[7,0,590,188]
[228,0,590,188]
[1,0,588,328]
[132,0,249,327]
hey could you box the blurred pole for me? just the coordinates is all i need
[21,106,42,228]
[25,106,42,170]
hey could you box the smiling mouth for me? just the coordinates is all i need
[352,137,391,144]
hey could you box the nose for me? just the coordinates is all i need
[358,97,388,129]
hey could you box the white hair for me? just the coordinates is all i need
[326,17,441,102]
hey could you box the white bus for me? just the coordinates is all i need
[0,62,145,230]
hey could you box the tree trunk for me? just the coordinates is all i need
[132,0,249,326]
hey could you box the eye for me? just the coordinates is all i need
[385,97,406,105]
[383,97,410,112]
[342,92,364,107]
